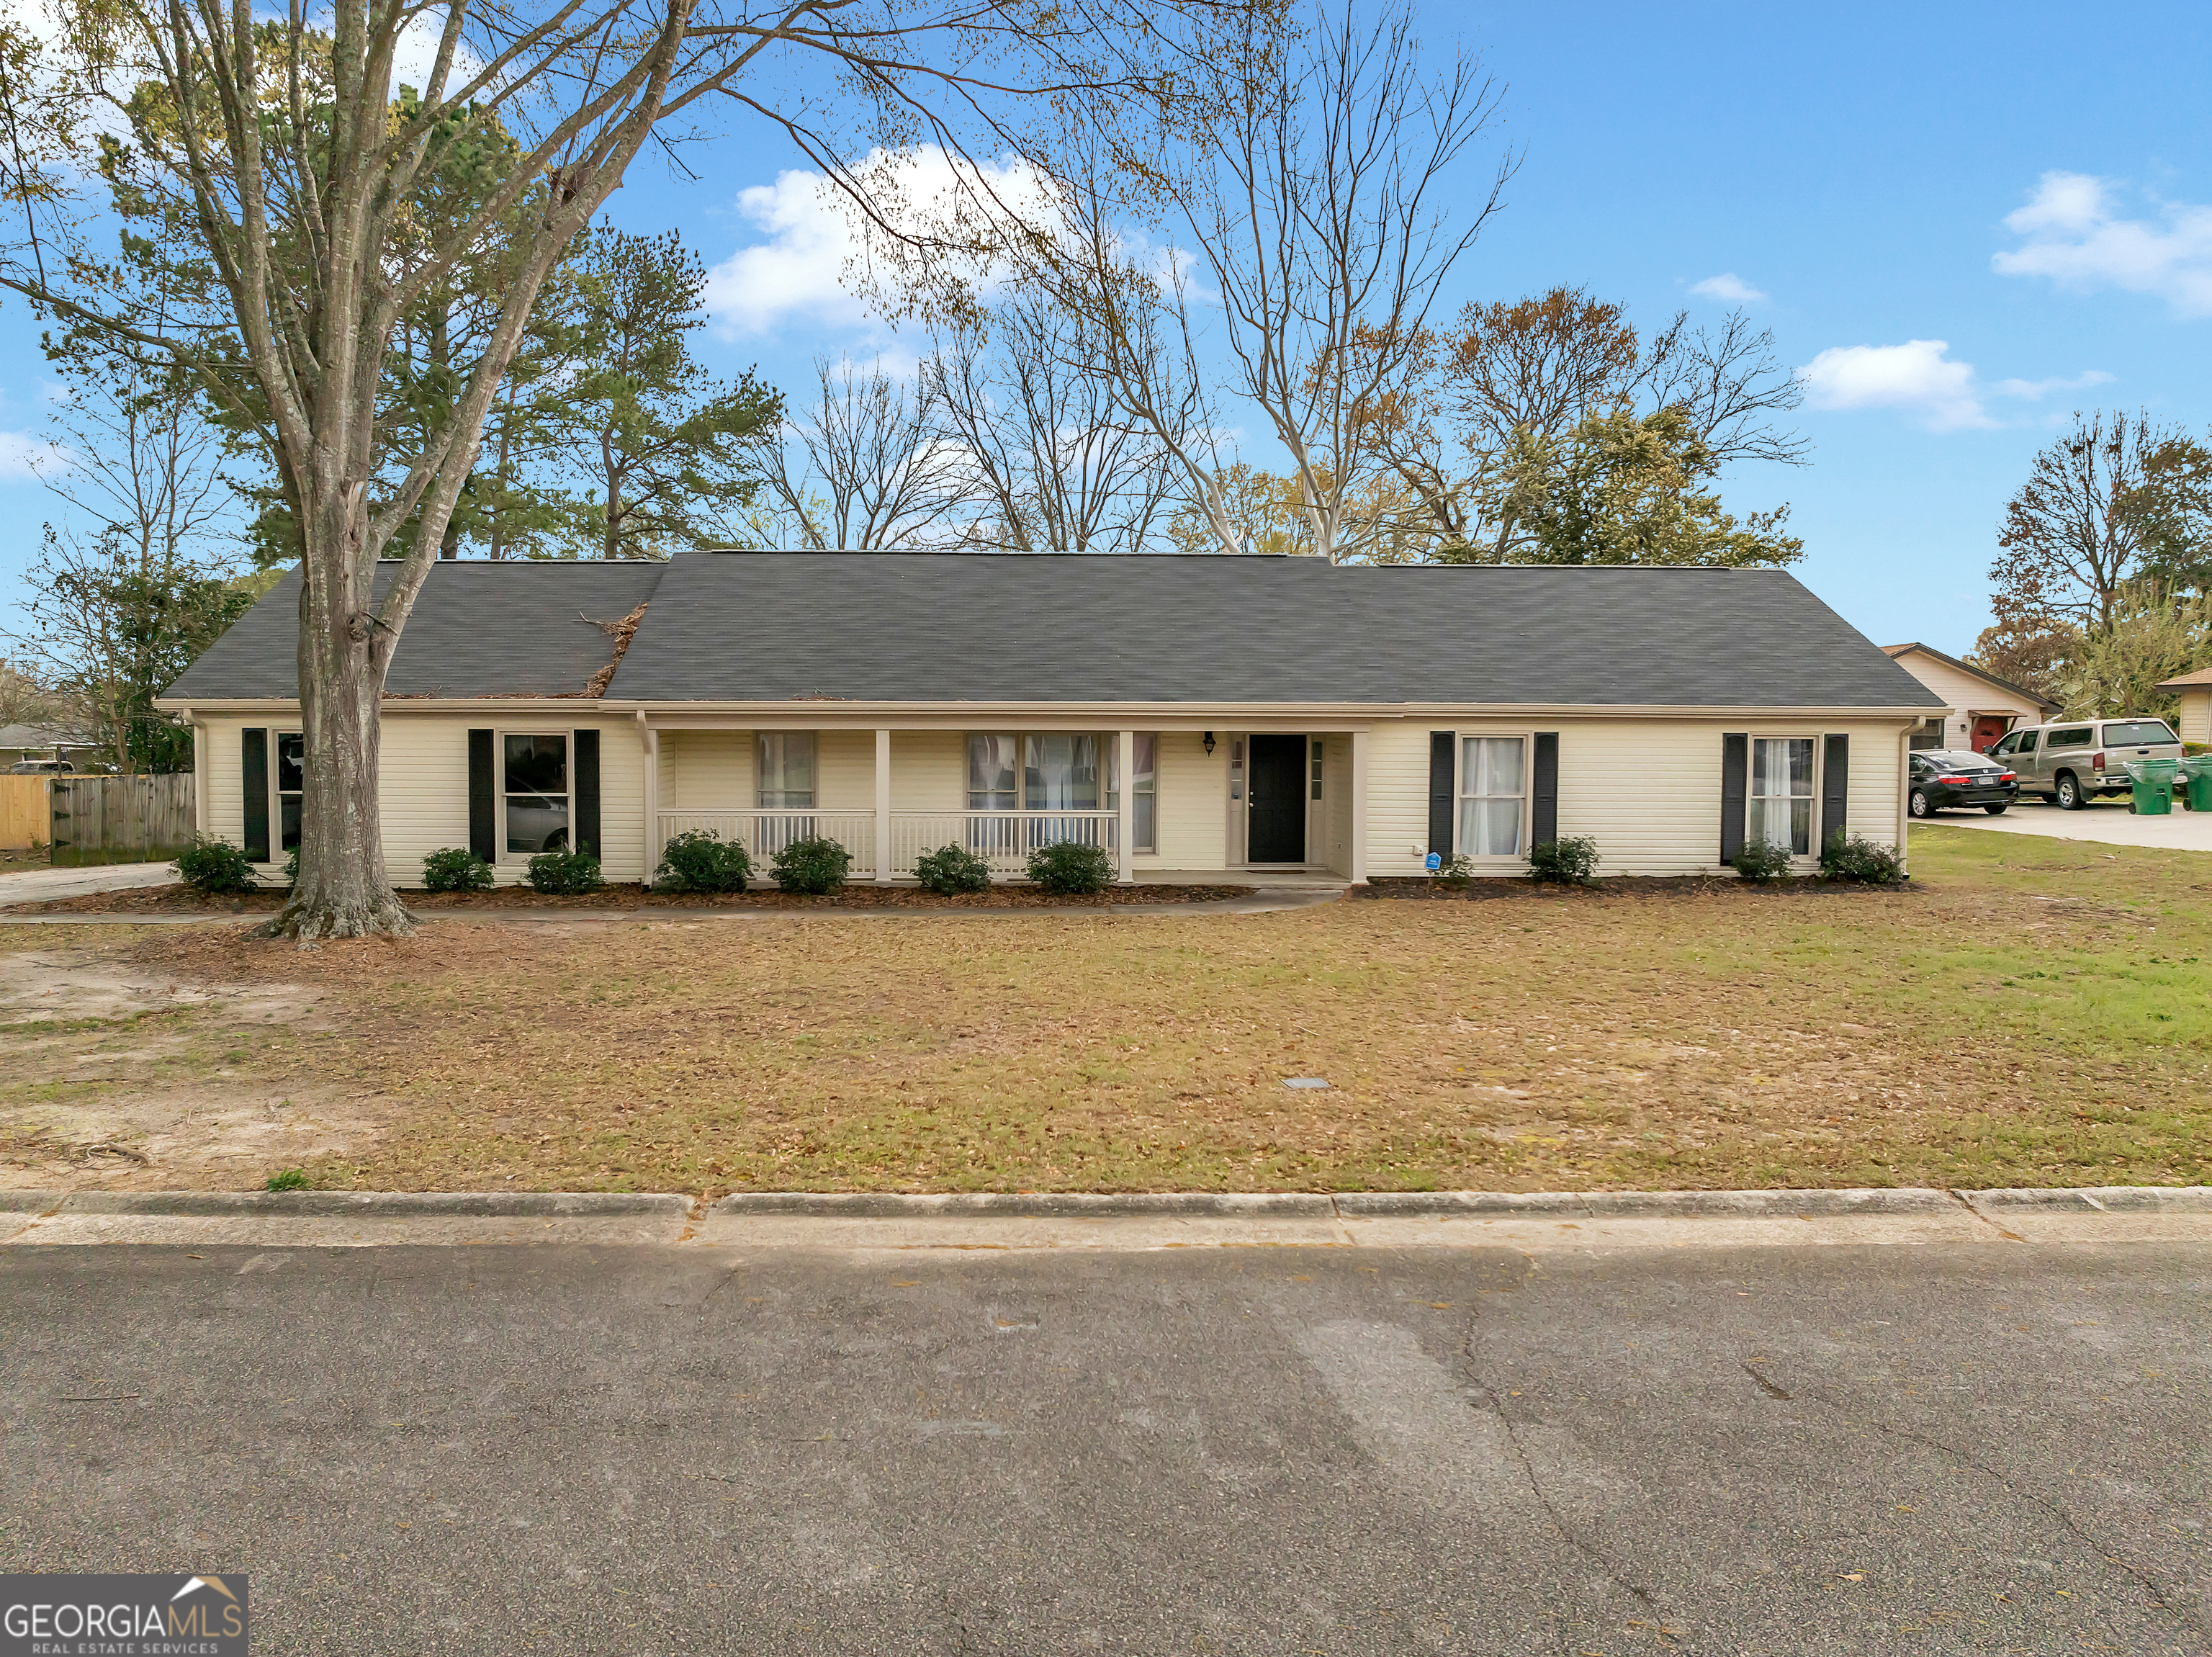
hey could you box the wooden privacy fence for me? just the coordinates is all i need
[0,775,48,850]
[50,773,195,866]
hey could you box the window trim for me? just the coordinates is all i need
[1130,732,1158,856]
[496,729,575,863]
[1745,732,1821,861]
[269,728,303,862]
[1452,729,1534,861]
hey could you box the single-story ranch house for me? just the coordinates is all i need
[159,551,1945,886]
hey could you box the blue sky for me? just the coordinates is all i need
[1,0,2207,654]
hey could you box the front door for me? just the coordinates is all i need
[1247,735,1306,863]
[1972,714,2010,753]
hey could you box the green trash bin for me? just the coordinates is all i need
[2126,758,2179,814]
[2181,755,2212,812]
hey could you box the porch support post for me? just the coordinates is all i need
[1115,728,1136,884]
[874,727,893,884]
[1349,727,1370,884]
[637,714,659,881]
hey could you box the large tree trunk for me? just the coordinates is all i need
[266,487,413,940]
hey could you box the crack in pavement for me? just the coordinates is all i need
[1457,1310,1671,1648]
[1782,1375,2191,1640]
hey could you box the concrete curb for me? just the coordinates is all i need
[710,1191,1334,1218]
[7,1185,2206,1221]
[1967,1185,2212,1214]
[0,1190,688,1218]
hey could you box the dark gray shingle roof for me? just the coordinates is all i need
[166,562,667,700]
[166,551,1941,709]
[603,552,1943,708]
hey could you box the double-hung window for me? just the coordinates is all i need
[1748,737,1815,856]
[1458,735,1526,858]
[503,734,570,856]
[1131,735,1157,853]
[275,732,304,853]
[757,733,817,808]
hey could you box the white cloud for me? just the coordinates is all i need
[1992,170,2212,317]
[1991,368,2114,400]
[704,148,1057,338]
[1797,339,1992,431]
[0,430,63,480]
[1688,272,1766,304]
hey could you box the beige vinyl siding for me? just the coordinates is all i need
[662,729,750,807]
[196,713,647,886]
[1887,650,2042,747]
[1360,723,1437,877]
[892,730,966,812]
[2176,688,2212,746]
[1147,731,1228,868]
[1357,718,1912,879]
[1322,732,1354,874]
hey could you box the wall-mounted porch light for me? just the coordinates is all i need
[1202,731,1216,755]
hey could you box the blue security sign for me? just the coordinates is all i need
[1424,852,1442,871]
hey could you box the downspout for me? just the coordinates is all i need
[1897,722,1912,876]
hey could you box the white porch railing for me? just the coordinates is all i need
[890,811,1117,879]
[655,808,1117,880]
[656,810,876,876]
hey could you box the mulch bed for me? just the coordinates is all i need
[1352,875,1915,901]
[8,881,1260,915]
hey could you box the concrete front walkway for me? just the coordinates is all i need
[1916,796,2212,850]
[0,859,177,907]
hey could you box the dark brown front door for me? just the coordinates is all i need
[1247,735,1305,863]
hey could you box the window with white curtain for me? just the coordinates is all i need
[757,732,816,809]
[1133,734,1156,852]
[1457,736,1526,858]
[967,734,1019,809]
[1749,737,1815,855]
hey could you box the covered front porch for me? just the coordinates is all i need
[641,721,1371,884]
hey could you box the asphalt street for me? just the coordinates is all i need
[3,1240,2206,1656]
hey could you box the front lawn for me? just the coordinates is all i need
[4,825,2208,1193]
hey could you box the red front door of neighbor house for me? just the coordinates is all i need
[1972,715,2010,753]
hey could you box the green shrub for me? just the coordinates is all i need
[282,847,299,888]
[173,835,258,897]
[421,846,495,893]
[1820,830,1906,884]
[770,835,851,894]
[1433,853,1477,890]
[1527,835,1600,885]
[1730,838,1796,884]
[654,830,751,894]
[526,845,602,894]
[914,843,992,895]
[265,1168,310,1192]
[1025,838,1112,894]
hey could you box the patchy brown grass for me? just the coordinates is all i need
[9,881,1257,915]
[3,826,2208,1194]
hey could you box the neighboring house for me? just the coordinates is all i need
[0,724,101,768]
[1881,642,2058,754]
[2157,667,2212,745]
[158,552,1943,886]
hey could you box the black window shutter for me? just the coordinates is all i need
[574,729,601,856]
[241,728,269,863]
[1719,733,1748,865]
[1428,732,1455,857]
[468,729,495,862]
[1821,733,1849,850]
[1531,732,1559,848]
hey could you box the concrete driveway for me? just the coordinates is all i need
[1917,794,2212,850]
[4,1236,2205,1655]
[0,858,176,907]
